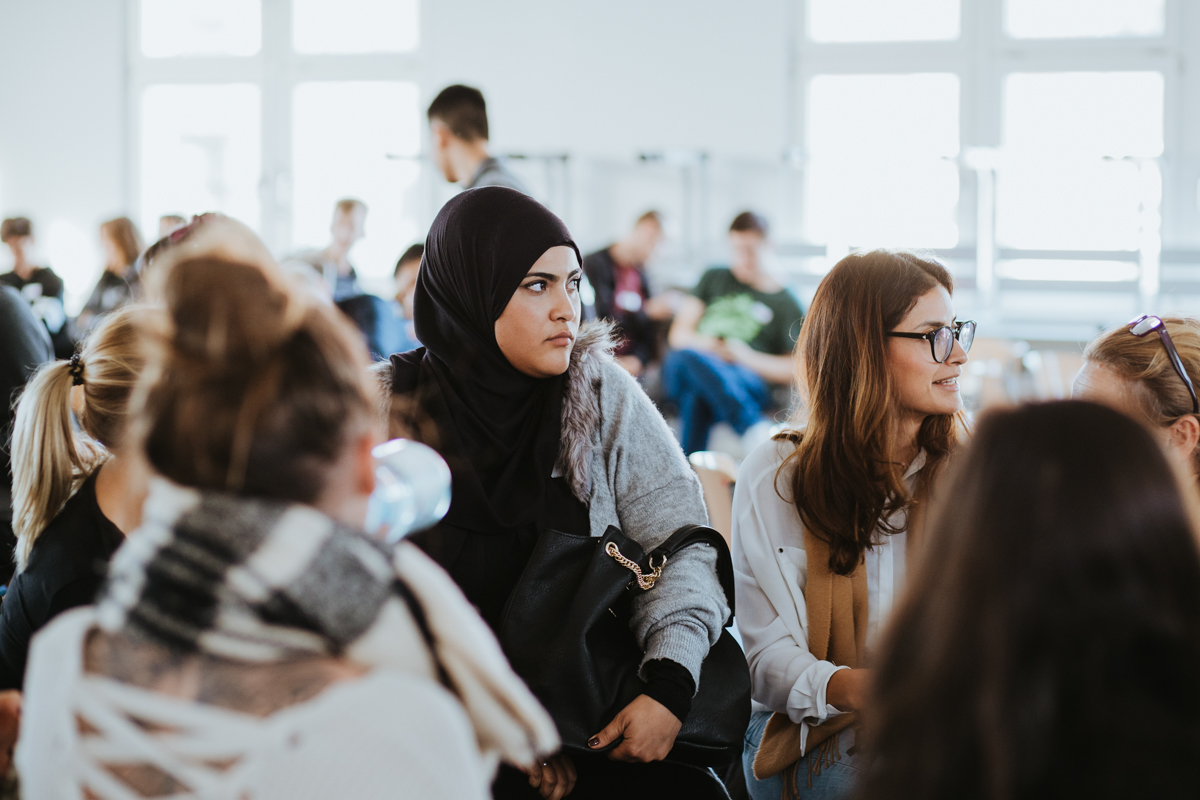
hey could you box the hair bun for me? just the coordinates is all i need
[164,257,300,367]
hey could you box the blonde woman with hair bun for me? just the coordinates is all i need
[1074,315,1200,481]
[1,306,156,689]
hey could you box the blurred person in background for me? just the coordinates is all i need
[288,198,368,302]
[156,214,187,239]
[735,251,971,800]
[428,84,529,194]
[392,242,424,352]
[1074,315,1200,485]
[0,287,53,589]
[665,212,804,455]
[17,237,558,800]
[1,306,155,690]
[583,211,676,378]
[0,217,72,359]
[75,217,143,336]
[854,401,1200,800]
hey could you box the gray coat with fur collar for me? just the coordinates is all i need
[376,322,727,686]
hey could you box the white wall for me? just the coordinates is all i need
[0,0,127,311]
[422,0,788,160]
[420,0,792,263]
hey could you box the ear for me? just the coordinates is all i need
[353,428,379,497]
[430,119,449,149]
[1168,415,1200,463]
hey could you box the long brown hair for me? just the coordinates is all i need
[100,217,144,271]
[855,401,1200,799]
[10,307,155,569]
[781,250,963,574]
[135,254,375,502]
[1084,315,1200,473]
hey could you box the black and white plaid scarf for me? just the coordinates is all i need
[96,479,559,768]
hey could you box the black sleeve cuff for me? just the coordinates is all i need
[641,658,696,723]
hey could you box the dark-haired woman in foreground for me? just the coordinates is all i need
[734,251,971,799]
[383,187,730,799]
[855,400,1200,800]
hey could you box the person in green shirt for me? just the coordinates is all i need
[665,212,804,454]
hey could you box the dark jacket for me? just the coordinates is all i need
[0,472,124,689]
[581,247,656,365]
[0,287,53,587]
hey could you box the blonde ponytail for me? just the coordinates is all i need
[10,307,154,571]
[10,362,103,570]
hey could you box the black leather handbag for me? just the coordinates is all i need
[498,523,752,767]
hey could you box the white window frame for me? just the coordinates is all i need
[125,0,421,256]
[788,0,1200,311]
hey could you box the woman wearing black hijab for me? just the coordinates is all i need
[386,187,729,799]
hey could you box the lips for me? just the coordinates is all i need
[547,331,575,345]
[933,377,959,386]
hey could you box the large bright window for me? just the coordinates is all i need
[808,0,959,43]
[140,84,262,234]
[293,0,418,53]
[140,0,262,57]
[132,0,422,271]
[291,81,422,279]
[1006,0,1165,39]
[997,71,1163,251]
[806,74,960,249]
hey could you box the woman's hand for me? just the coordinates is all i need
[526,754,576,799]
[826,668,872,712]
[587,694,682,762]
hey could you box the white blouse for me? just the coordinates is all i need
[732,438,924,752]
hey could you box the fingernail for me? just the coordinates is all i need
[588,737,600,748]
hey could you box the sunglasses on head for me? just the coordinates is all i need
[886,320,977,363]
[1128,314,1199,415]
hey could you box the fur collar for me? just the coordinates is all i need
[557,320,619,503]
[374,321,619,505]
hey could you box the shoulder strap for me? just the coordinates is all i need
[647,524,736,618]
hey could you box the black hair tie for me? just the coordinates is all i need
[68,353,85,386]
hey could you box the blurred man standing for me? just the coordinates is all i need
[427,85,528,194]
[583,211,675,377]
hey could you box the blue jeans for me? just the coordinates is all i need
[742,710,861,800]
[662,348,772,454]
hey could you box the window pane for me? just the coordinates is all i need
[140,84,262,235]
[292,82,421,283]
[998,72,1163,250]
[809,0,959,42]
[1006,0,1164,38]
[141,0,261,57]
[293,0,418,54]
[806,74,960,248]
[1005,72,1164,158]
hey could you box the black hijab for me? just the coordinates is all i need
[390,187,581,534]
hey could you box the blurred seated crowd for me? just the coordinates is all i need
[1,81,1200,800]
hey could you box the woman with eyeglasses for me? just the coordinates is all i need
[732,250,973,800]
[1074,315,1200,482]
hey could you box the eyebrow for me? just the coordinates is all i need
[524,269,581,283]
[920,318,955,328]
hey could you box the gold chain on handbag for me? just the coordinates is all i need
[604,541,667,590]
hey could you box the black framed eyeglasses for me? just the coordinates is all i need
[886,320,976,364]
[1128,314,1199,415]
